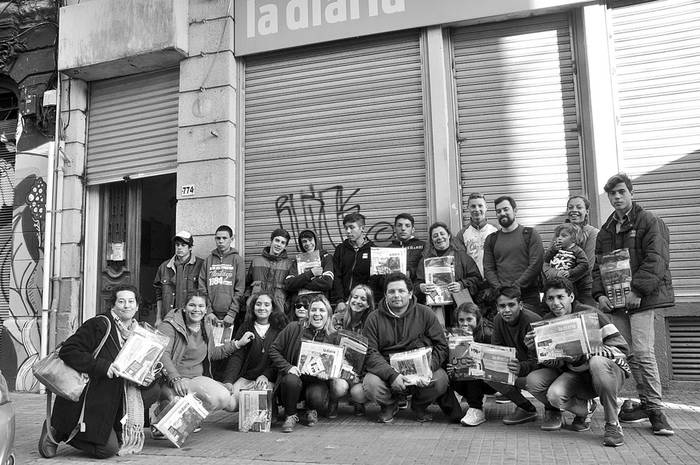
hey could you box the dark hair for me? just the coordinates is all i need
[495,285,521,302]
[428,221,451,244]
[109,284,141,308]
[270,228,290,243]
[184,290,210,308]
[553,223,579,238]
[297,229,318,252]
[453,302,483,326]
[542,277,575,297]
[215,225,233,237]
[394,213,415,227]
[343,212,366,227]
[603,173,633,193]
[244,293,288,330]
[384,271,412,294]
[566,194,591,226]
[494,196,517,210]
[289,294,310,321]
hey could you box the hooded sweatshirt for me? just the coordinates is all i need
[363,296,448,384]
[285,230,334,296]
[246,246,292,313]
[198,247,246,319]
[332,238,376,304]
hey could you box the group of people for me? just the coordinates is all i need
[38,172,675,458]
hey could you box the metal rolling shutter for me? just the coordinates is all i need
[453,14,583,244]
[86,69,179,185]
[0,118,16,322]
[244,31,428,256]
[610,0,700,302]
[668,317,700,380]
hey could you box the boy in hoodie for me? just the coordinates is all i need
[198,225,245,325]
[285,230,334,304]
[362,272,448,423]
[246,228,292,314]
[525,278,630,447]
[332,213,377,312]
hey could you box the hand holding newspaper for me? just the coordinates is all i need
[466,342,516,385]
[370,247,407,275]
[531,311,602,362]
[599,248,632,309]
[389,346,433,386]
[297,340,345,379]
[337,330,368,382]
[211,320,234,347]
[112,324,170,385]
[423,256,455,305]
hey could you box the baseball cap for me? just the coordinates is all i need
[173,230,194,246]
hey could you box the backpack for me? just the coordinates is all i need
[485,226,543,292]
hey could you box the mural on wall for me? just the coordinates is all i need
[275,184,394,248]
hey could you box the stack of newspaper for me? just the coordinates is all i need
[297,340,345,379]
[531,311,602,362]
[389,347,433,385]
[370,247,407,275]
[211,320,234,347]
[112,324,170,385]
[599,248,632,309]
[423,256,455,305]
[337,330,368,381]
[153,393,209,448]
[466,343,517,385]
[238,389,273,432]
[447,328,474,381]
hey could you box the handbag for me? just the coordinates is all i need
[33,315,112,402]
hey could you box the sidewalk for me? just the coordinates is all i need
[12,390,700,465]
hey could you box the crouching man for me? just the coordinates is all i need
[362,272,448,423]
[525,278,630,447]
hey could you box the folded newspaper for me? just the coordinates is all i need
[466,342,516,385]
[296,250,323,295]
[447,328,474,381]
[389,346,433,385]
[297,340,345,379]
[238,389,273,433]
[370,247,407,275]
[599,248,632,309]
[153,393,209,448]
[423,256,455,305]
[211,320,234,347]
[112,324,169,385]
[531,311,602,362]
[337,329,368,381]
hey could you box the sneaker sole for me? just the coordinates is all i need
[570,424,591,432]
[653,429,675,436]
[603,439,624,447]
[619,417,648,424]
[502,415,537,425]
[461,418,486,427]
[540,423,563,431]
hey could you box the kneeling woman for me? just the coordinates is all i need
[269,294,343,432]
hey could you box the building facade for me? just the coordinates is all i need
[2,0,699,390]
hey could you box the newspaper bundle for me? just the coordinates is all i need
[531,311,602,362]
[337,329,368,381]
[295,250,322,295]
[599,248,632,309]
[112,324,169,385]
[447,328,474,381]
[467,342,516,385]
[297,340,345,379]
[423,256,455,305]
[153,393,209,448]
[389,346,433,385]
[370,247,407,276]
[211,320,234,347]
[238,389,273,433]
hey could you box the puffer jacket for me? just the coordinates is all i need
[246,247,292,313]
[591,202,674,313]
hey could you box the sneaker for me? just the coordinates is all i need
[38,420,59,458]
[603,422,624,447]
[648,410,674,436]
[151,425,166,440]
[411,403,433,423]
[193,426,202,433]
[327,399,338,419]
[354,403,366,416]
[502,407,538,425]
[305,409,318,427]
[397,394,409,409]
[494,393,511,404]
[619,399,647,423]
[541,409,563,431]
[377,402,400,423]
[281,414,299,433]
[571,399,597,432]
[460,408,486,427]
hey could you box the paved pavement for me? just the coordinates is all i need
[10,389,700,465]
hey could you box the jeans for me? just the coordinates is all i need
[363,369,449,409]
[452,379,496,409]
[526,356,626,423]
[612,309,663,409]
[279,373,329,416]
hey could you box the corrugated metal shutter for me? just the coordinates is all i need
[610,0,700,302]
[453,14,583,244]
[668,317,700,380]
[244,31,428,256]
[86,69,179,185]
[0,118,16,322]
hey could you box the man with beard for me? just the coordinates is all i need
[483,196,544,311]
[362,272,448,423]
[457,193,498,276]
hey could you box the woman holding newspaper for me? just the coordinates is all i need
[269,294,344,433]
[151,290,254,437]
[38,285,153,459]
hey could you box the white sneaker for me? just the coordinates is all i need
[460,408,486,427]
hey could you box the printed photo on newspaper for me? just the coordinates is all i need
[296,250,321,274]
[211,320,234,348]
[337,329,368,381]
[467,342,516,385]
[423,256,455,305]
[153,393,209,448]
[389,346,433,385]
[599,248,632,309]
[238,389,273,433]
[447,328,474,381]
[531,311,602,362]
[112,324,169,385]
[370,247,407,276]
[297,340,345,379]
